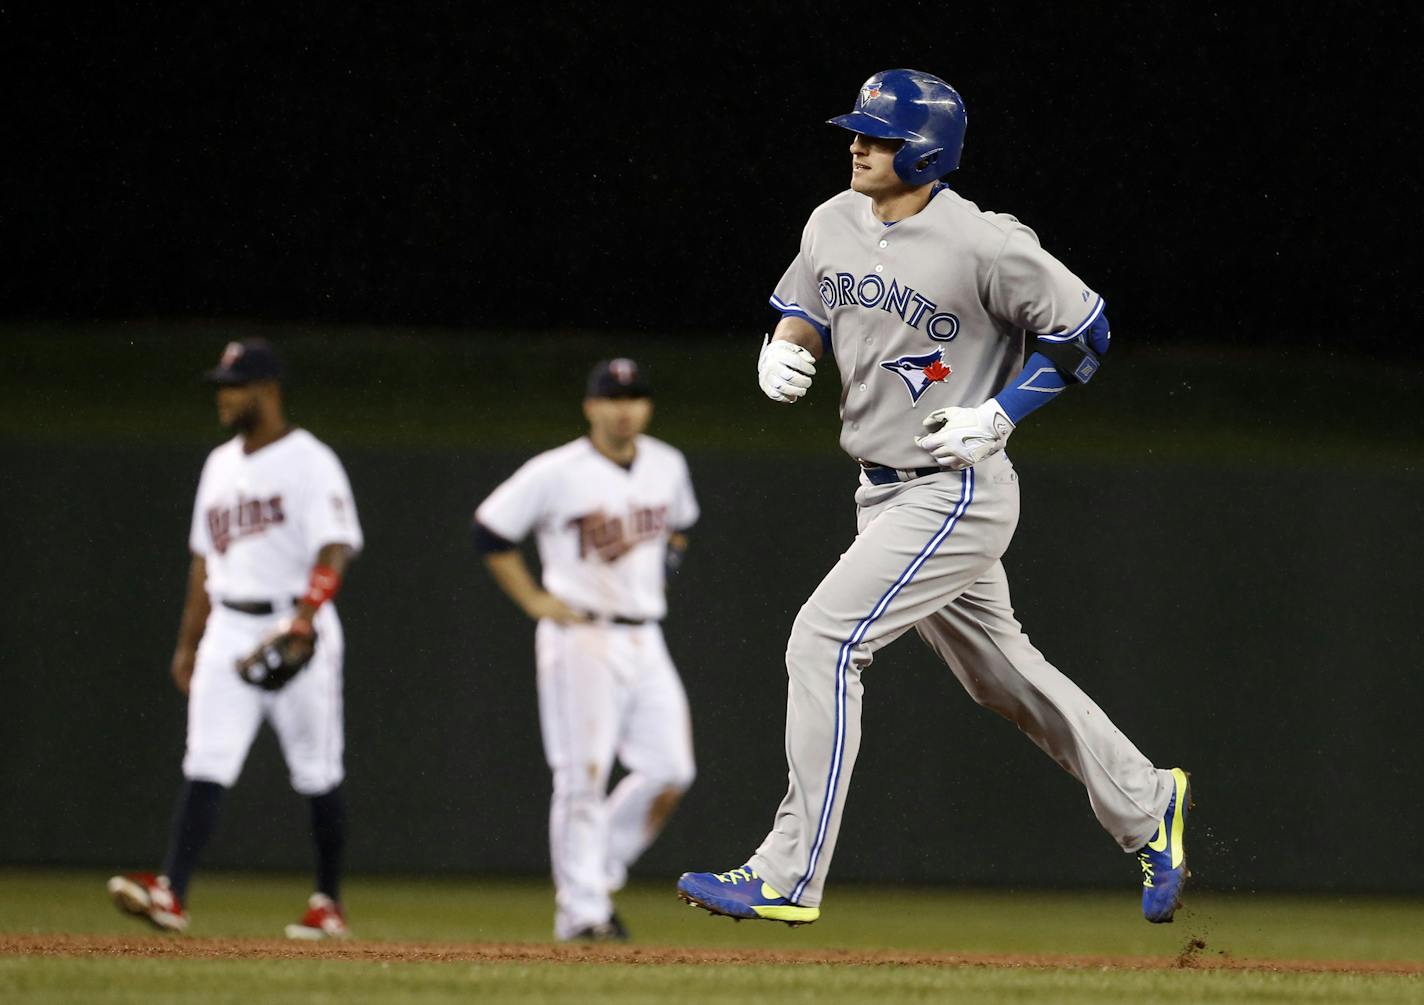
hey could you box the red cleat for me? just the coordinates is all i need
[285,893,350,940]
[106,872,189,933]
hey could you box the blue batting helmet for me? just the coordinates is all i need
[828,69,968,185]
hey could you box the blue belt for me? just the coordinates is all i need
[859,463,943,486]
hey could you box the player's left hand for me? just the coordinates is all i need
[235,617,317,691]
[915,399,1016,470]
[666,532,689,580]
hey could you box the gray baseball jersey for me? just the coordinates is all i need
[746,186,1171,909]
[771,186,1103,470]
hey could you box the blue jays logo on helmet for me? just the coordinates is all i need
[880,349,952,404]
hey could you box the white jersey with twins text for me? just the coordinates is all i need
[477,435,698,621]
[189,428,364,601]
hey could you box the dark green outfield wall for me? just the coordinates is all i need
[4,441,1422,894]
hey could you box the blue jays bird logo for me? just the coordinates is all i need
[860,83,882,107]
[880,349,952,404]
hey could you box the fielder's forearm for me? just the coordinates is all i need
[294,543,355,626]
[174,555,211,655]
[315,543,354,579]
[483,549,549,617]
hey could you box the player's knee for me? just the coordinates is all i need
[182,769,236,793]
[552,762,607,800]
[788,600,842,651]
[786,601,861,683]
[287,758,343,795]
[554,785,603,828]
[181,751,244,789]
[661,761,695,794]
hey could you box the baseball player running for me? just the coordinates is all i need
[474,359,698,942]
[108,338,363,938]
[678,70,1190,926]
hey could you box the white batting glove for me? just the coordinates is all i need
[915,399,1016,470]
[757,334,816,403]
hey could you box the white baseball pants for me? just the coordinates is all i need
[183,603,345,796]
[535,619,695,940]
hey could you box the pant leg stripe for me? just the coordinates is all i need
[791,468,974,903]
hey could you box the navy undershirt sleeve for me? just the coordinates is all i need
[472,520,518,554]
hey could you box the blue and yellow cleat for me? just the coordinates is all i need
[1138,767,1193,923]
[676,866,820,926]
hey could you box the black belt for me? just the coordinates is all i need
[575,609,652,626]
[859,462,942,486]
[220,598,298,616]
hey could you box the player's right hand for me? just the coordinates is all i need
[757,334,816,403]
[170,648,196,695]
[524,592,590,625]
[915,399,1016,470]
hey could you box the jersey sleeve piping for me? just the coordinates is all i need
[769,296,831,353]
[1036,294,1105,341]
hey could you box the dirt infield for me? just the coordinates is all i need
[2,934,1421,975]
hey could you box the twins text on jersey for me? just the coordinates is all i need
[207,494,286,555]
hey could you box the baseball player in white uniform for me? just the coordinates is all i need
[108,338,363,939]
[474,359,698,941]
[678,70,1191,926]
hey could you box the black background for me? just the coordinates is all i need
[6,4,1418,351]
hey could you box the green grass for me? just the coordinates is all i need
[1,870,1421,1002]
[4,322,1420,470]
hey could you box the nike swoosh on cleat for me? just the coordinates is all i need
[750,902,821,924]
[1168,768,1189,869]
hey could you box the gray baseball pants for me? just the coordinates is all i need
[748,452,1173,907]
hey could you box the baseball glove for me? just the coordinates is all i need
[235,620,317,691]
